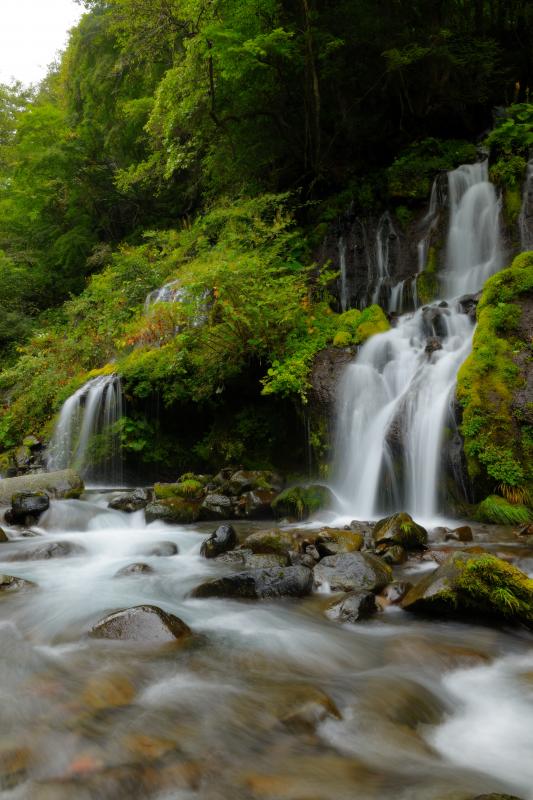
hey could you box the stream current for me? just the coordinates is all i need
[1,493,532,800]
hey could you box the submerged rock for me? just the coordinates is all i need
[191,565,313,600]
[89,605,191,643]
[145,541,178,557]
[373,512,428,550]
[6,541,84,561]
[272,484,333,521]
[279,686,342,732]
[6,492,49,525]
[114,562,154,577]
[325,591,377,623]
[0,574,36,592]
[313,552,392,593]
[379,581,412,605]
[315,528,364,557]
[444,525,473,542]
[108,488,151,513]
[402,552,533,627]
[200,523,237,558]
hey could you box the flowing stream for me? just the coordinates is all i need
[333,161,502,524]
[0,494,532,799]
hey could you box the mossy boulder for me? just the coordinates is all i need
[242,529,295,556]
[401,552,533,627]
[0,470,83,504]
[228,469,283,495]
[272,484,333,521]
[315,528,364,557]
[475,495,531,525]
[373,512,428,550]
[145,498,201,524]
[154,480,205,501]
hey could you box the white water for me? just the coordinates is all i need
[334,162,502,522]
[145,279,210,327]
[47,374,123,485]
[0,493,531,798]
[338,236,348,311]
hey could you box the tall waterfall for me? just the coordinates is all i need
[333,161,502,522]
[519,157,533,251]
[47,374,123,485]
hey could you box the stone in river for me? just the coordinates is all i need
[145,541,178,557]
[114,562,154,577]
[325,591,377,623]
[108,488,151,513]
[200,523,237,558]
[313,552,392,593]
[191,565,313,600]
[0,574,36,593]
[6,541,84,561]
[89,605,191,643]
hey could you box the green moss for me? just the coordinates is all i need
[351,305,390,343]
[154,480,204,500]
[457,252,533,502]
[455,554,533,624]
[373,512,428,549]
[332,330,352,347]
[272,484,333,521]
[416,246,439,304]
[476,495,531,525]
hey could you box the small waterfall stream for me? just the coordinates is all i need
[333,161,502,522]
[47,374,123,485]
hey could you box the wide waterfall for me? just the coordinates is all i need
[47,373,123,485]
[333,161,502,522]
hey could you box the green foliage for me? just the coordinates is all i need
[485,104,533,158]
[155,480,204,499]
[457,252,533,501]
[388,138,477,200]
[475,495,531,525]
[272,484,332,521]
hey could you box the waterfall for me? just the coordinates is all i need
[145,280,210,327]
[47,374,123,486]
[519,157,533,251]
[371,212,394,305]
[333,161,502,522]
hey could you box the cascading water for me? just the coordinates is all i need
[47,374,123,485]
[334,161,502,522]
[338,236,348,312]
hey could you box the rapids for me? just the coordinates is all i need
[0,493,532,799]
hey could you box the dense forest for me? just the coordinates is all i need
[0,0,531,512]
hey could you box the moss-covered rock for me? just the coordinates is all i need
[456,252,533,506]
[402,552,533,627]
[242,529,295,556]
[476,495,531,525]
[373,512,428,550]
[145,498,202,524]
[272,484,333,521]
[154,480,205,500]
[315,528,364,557]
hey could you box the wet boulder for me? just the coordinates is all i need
[236,489,277,519]
[373,512,428,550]
[0,527,8,543]
[244,552,289,568]
[278,686,342,733]
[114,563,154,577]
[6,492,49,525]
[108,488,152,513]
[199,493,233,521]
[402,552,533,627]
[0,574,36,592]
[145,498,201,524]
[272,484,333,521]
[315,528,364,557]
[228,469,283,495]
[200,524,237,558]
[313,552,392,593]
[191,565,313,600]
[458,292,481,321]
[444,525,473,542]
[380,544,407,565]
[0,469,83,504]
[6,541,84,561]
[155,480,205,501]
[422,306,449,338]
[242,529,294,556]
[89,605,191,643]
[325,591,377,623]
